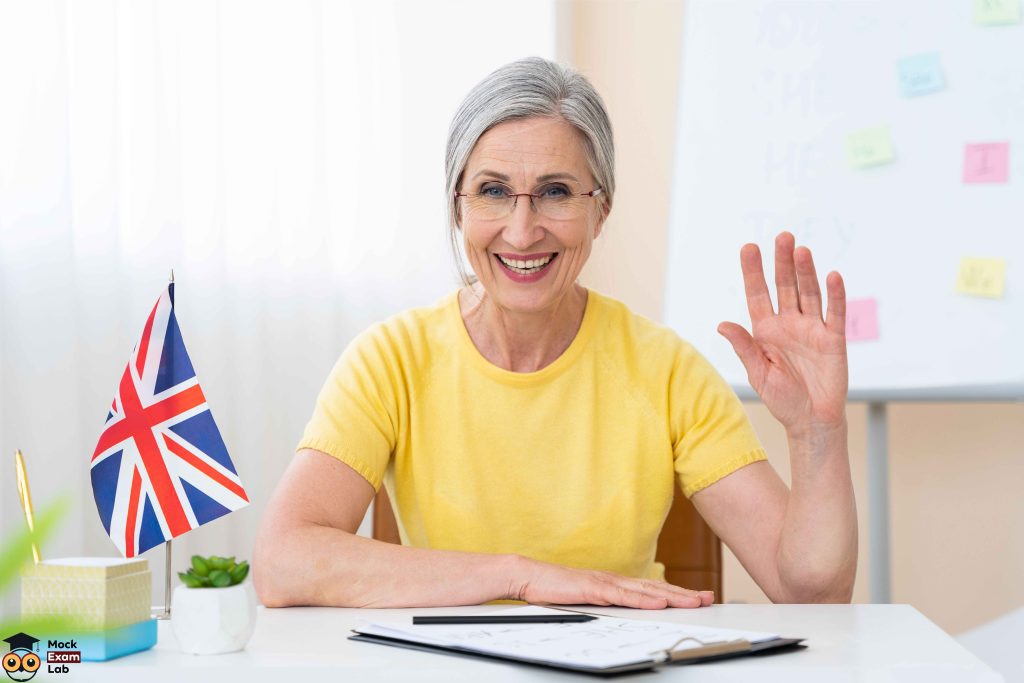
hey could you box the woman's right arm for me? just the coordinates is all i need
[252,448,712,609]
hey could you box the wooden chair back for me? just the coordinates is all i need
[371,482,723,598]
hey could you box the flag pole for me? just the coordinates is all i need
[157,267,175,621]
[154,539,173,620]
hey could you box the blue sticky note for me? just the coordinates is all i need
[897,53,945,97]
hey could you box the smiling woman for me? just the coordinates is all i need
[253,57,858,610]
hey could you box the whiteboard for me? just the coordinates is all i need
[664,0,1024,400]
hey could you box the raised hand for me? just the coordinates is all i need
[717,232,848,435]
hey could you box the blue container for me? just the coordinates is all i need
[51,618,158,661]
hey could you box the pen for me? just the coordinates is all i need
[14,449,41,564]
[412,615,597,625]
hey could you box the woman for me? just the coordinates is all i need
[253,57,856,609]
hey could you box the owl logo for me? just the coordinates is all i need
[2,633,40,682]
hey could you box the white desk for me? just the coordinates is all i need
[83,604,1000,682]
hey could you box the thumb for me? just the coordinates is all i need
[717,322,766,387]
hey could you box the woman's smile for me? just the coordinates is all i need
[494,251,559,282]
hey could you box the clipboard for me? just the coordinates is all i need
[348,608,806,676]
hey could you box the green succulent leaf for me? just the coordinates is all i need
[208,569,232,588]
[209,556,231,571]
[190,555,210,576]
[176,555,250,588]
[228,561,249,585]
[178,571,203,588]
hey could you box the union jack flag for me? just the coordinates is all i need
[90,283,248,557]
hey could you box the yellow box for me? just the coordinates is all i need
[21,557,151,630]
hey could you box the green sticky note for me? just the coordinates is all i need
[846,126,895,169]
[973,0,1020,25]
[956,257,1006,298]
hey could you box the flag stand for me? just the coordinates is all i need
[152,539,173,620]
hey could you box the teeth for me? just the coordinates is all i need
[498,254,554,270]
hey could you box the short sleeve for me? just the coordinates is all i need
[669,342,767,498]
[296,324,401,491]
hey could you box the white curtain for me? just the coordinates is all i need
[0,0,555,615]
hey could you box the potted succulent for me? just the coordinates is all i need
[171,555,256,655]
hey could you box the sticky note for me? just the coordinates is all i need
[963,142,1010,183]
[846,298,879,342]
[956,257,1006,298]
[973,0,1020,25]
[897,53,945,97]
[846,127,895,169]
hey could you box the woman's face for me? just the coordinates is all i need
[458,116,607,315]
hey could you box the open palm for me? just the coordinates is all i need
[718,232,848,433]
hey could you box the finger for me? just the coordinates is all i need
[717,322,767,389]
[622,587,701,610]
[774,232,800,313]
[633,580,705,607]
[595,578,701,610]
[602,584,670,610]
[660,593,702,608]
[795,246,823,321]
[645,581,714,606]
[739,243,774,323]
[637,579,703,599]
[824,270,846,336]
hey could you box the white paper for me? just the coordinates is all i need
[354,606,779,670]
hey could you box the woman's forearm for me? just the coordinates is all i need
[776,420,858,602]
[253,522,520,608]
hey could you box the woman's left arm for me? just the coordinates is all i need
[690,231,857,603]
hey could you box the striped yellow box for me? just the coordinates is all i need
[21,557,151,630]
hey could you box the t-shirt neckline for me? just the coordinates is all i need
[449,287,599,385]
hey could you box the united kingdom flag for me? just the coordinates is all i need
[90,283,248,557]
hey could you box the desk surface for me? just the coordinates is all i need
[85,603,1000,682]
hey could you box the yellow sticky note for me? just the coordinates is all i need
[846,126,895,169]
[956,257,1006,298]
[973,0,1020,25]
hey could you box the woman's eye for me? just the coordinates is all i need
[480,185,508,198]
[541,185,570,198]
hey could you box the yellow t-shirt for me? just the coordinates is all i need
[297,289,766,581]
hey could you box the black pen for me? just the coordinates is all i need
[412,614,597,625]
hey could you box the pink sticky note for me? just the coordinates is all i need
[846,298,879,342]
[963,142,1010,183]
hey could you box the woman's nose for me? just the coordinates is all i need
[502,195,544,250]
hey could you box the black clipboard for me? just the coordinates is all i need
[348,628,806,677]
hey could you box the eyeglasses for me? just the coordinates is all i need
[454,183,603,221]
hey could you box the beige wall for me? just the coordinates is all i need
[570,0,1024,635]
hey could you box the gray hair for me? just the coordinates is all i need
[445,57,615,285]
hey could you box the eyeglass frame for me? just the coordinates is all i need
[453,185,604,220]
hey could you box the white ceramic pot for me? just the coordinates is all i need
[171,581,257,655]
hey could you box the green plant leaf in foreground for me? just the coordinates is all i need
[0,495,71,593]
[0,494,90,640]
[0,615,101,646]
